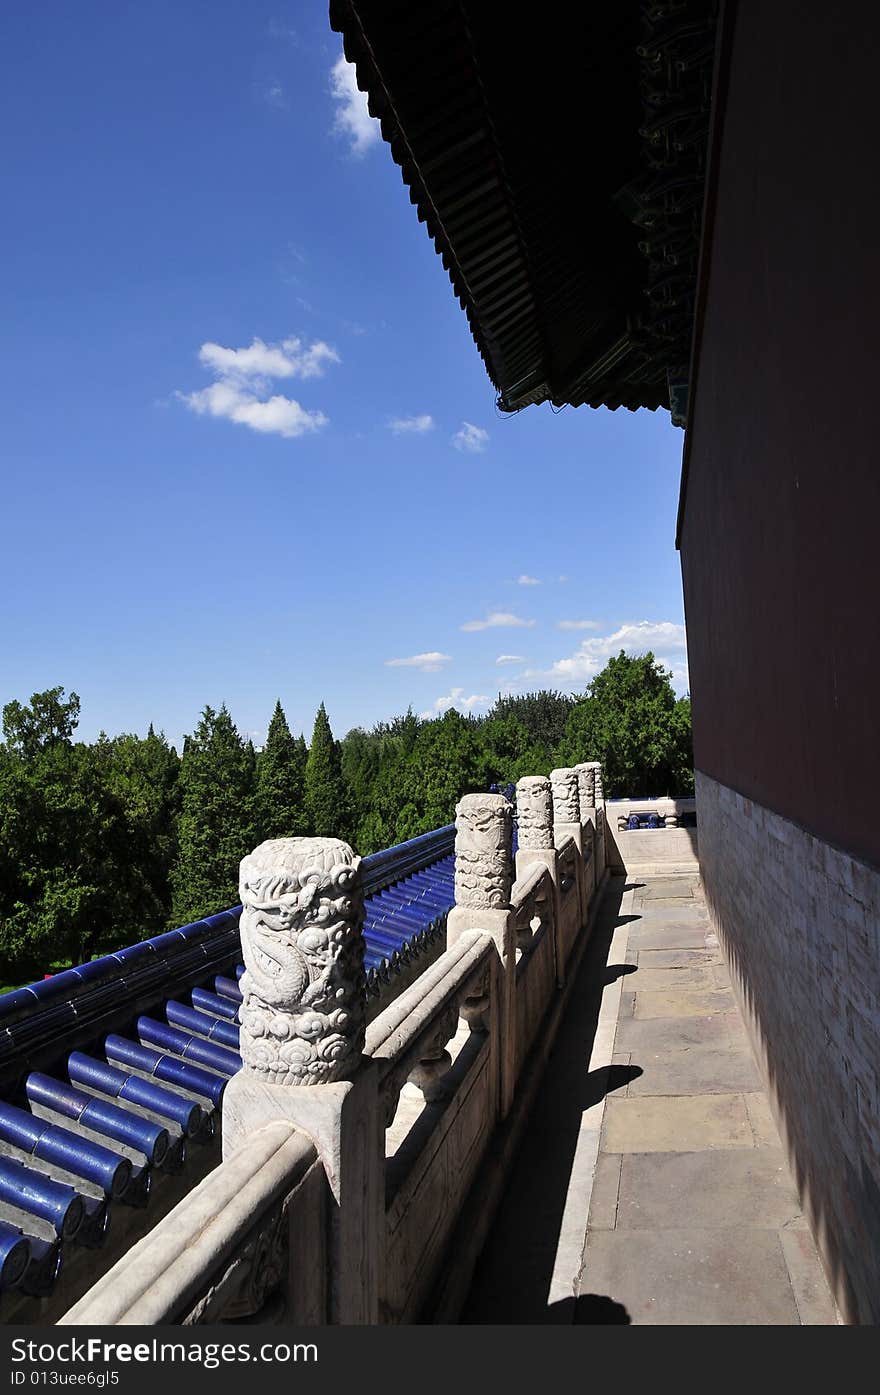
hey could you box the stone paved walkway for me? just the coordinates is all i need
[462,871,839,1325]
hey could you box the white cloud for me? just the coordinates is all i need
[385,652,451,673]
[516,574,541,586]
[419,688,490,718]
[527,621,688,686]
[178,335,339,440]
[180,380,327,438]
[330,54,381,155]
[452,421,489,453]
[556,619,600,631]
[388,414,434,435]
[495,654,525,666]
[199,336,338,382]
[461,611,536,632]
[659,657,691,696]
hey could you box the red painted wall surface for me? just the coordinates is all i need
[680,1,880,869]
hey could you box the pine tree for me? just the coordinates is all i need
[170,704,258,924]
[304,703,351,840]
[256,700,307,839]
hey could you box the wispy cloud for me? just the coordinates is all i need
[461,611,536,632]
[527,621,688,686]
[452,421,489,453]
[267,19,298,43]
[261,81,287,110]
[495,654,525,665]
[385,652,451,673]
[387,414,434,435]
[556,619,600,631]
[177,334,339,439]
[330,54,381,155]
[419,688,489,719]
[516,574,541,586]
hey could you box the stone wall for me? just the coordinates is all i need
[605,827,698,873]
[696,770,880,1324]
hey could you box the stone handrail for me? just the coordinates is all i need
[510,862,555,958]
[59,1123,320,1325]
[365,932,495,1128]
[510,858,551,910]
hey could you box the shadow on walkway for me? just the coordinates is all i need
[549,1295,632,1324]
[460,878,637,1324]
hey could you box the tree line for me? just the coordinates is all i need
[0,653,692,980]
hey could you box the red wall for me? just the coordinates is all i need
[680,1,880,868]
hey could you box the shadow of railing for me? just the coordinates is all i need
[460,878,639,1323]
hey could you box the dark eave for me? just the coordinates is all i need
[330,0,718,418]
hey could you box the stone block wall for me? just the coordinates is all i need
[696,770,880,1324]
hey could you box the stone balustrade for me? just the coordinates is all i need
[62,764,609,1327]
[604,795,699,873]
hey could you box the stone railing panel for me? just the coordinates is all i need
[59,1123,323,1326]
[510,863,557,1074]
[365,933,499,1323]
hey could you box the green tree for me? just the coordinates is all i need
[477,713,547,787]
[256,700,307,839]
[0,692,180,977]
[340,725,380,842]
[384,709,483,841]
[304,703,352,840]
[171,704,257,924]
[484,690,574,758]
[555,652,693,796]
[2,686,81,757]
[93,726,181,931]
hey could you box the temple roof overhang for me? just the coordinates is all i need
[330,0,718,419]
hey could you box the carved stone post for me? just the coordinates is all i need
[550,766,581,840]
[446,793,516,1116]
[586,761,604,806]
[585,761,607,883]
[550,768,587,964]
[575,763,596,817]
[574,762,598,906]
[222,837,382,1324]
[235,837,366,1085]
[515,776,562,986]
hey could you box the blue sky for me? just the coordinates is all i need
[1,3,688,750]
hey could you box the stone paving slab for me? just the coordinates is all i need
[639,879,697,899]
[625,923,716,951]
[634,948,718,969]
[630,964,717,990]
[624,901,708,919]
[603,1093,755,1152]
[611,1149,804,1229]
[631,987,736,1019]
[615,1010,743,1053]
[582,1228,803,1325]
[622,1044,763,1096]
